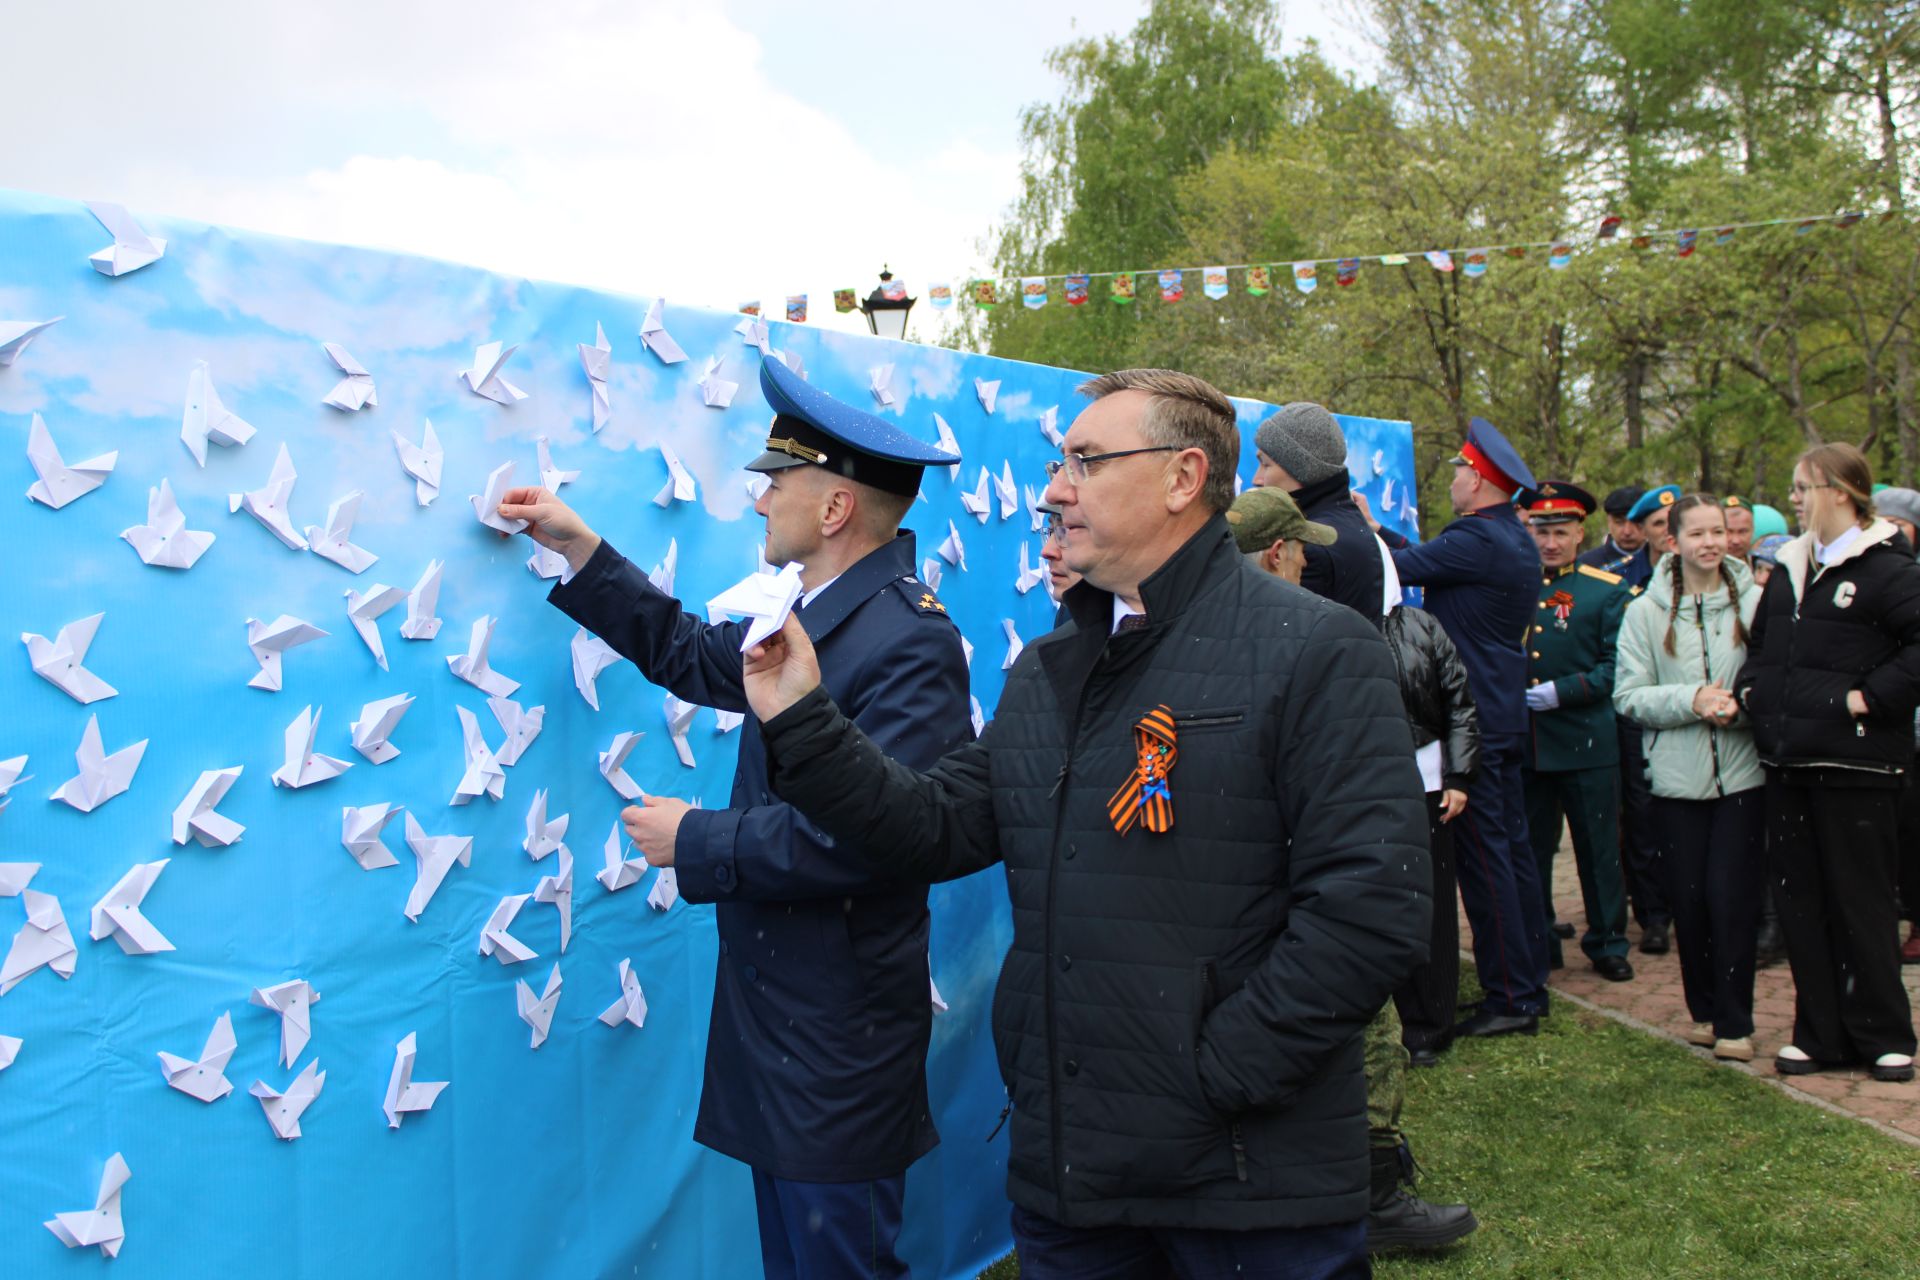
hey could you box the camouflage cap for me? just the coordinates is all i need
[1226,486,1338,553]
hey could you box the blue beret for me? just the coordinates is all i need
[749,355,959,496]
[1626,484,1681,522]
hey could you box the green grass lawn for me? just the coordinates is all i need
[977,998,1920,1279]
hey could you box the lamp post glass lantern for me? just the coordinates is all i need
[860,266,915,341]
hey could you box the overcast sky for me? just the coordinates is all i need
[1,0,1367,340]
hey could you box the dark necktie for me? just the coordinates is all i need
[1115,614,1149,634]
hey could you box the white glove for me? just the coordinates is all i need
[1525,682,1561,711]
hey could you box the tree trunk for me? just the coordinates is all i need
[1623,349,1646,450]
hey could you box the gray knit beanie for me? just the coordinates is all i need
[1254,402,1348,487]
[1875,486,1920,528]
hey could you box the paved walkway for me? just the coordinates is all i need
[1538,848,1920,1145]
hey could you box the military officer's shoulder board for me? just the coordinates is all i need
[895,576,955,620]
[1576,564,1624,585]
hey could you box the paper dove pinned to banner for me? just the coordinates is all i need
[305,490,377,573]
[579,323,612,431]
[451,706,505,806]
[526,542,570,580]
[932,414,962,480]
[647,865,680,912]
[1002,619,1024,670]
[716,709,745,733]
[488,696,544,766]
[122,477,214,569]
[271,706,352,789]
[391,420,443,507]
[44,1152,129,1258]
[599,958,648,1029]
[157,1012,236,1103]
[735,312,770,350]
[920,558,943,592]
[403,815,470,921]
[959,466,992,523]
[446,615,520,697]
[870,363,896,407]
[25,413,116,509]
[524,790,569,861]
[400,559,443,640]
[181,360,256,467]
[654,442,698,508]
[995,461,1019,520]
[649,538,679,595]
[1,889,76,994]
[699,356,738,408]
[706,562,804,650]
[51,714,146,812]
[245,614,327,691]
[596,822,647,892]
[639,297,688,364]
[90,860,173,954]
[0,758,27,815]
[1016,543,1047,595]
[1024,484,1047,533]
[87,200,165,275]
[961,635,975,668]
[931,976,949,1014]
[939,520,967,570]
[229,443,308,550]
[535,435,577,493]
[343,583,407,670]
[470,460,528,534]
[517,963,563,1048]
[172,767,243,847]
[384,1032,448,1128]
[23,612,118,703]
[349,693,414,764]
[460,340,527,405]
[570,628,624,711]
[533,847,573,952]
[250,979,320,1067]
[976,377,1000,414]
[251,1060,325,1140]
[320,343,377,411]
[0,1034,17,1068]
[1037,405,1065,448]
[1380,478,1396,513]
[341,802,403,870]
[478,893,537,964]
[0,315,61,366]
[598,731,644,800]
[0,861,37,894]
[970,695,986,738]
[664,694,698,768]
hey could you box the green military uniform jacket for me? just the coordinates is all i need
[1527,562,1635,772]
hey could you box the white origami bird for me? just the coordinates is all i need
[23,612,118,703]
[595,822,647,892]
[403,814,471,921]
[244,614,327,692]
[392,420,443,506]
[0,889,77,995]
[971,695,986,738]
[470,460,529,534]
[320,343,377,411]
[0,757,29,814]
[157,1012,237,1103]
[488,696,544,767]
[1380,478,1396,514]
[25,413,116,509]
[349,693,415,765]
[931,976,950,1013]
[90,860,174,954]
[341,802,403,870]
[533,847,574,953]
[250,1060,325,1140]
[450,707,506,806]
[870,363,896,407]
[523,789,570,861]
[699,356,738,408]
[383,1032,449,1128]
[639,297,688,364]
[654,442,698,508]
[250,979,321,1068]
[400,559,444,640]
[648,538,679,595]
[446,615,520,697]
[122,478,215,569]
[87,201,166,275]
[932,414,962,480]
[0,1033,18,1069]
[1016,543,1048,595]
[1002,619,1025,670]
[305,490,378,573]
[647,865,680,912]
[44,1152,129,1258]
[959,466,992,523]
[598,731,644,800]
[705,562,804,650]
[270,706,353,789]
[976,377,1000,414]
[664,694,698,768]
[1024,483,1047,533]
[735,312,770,350]
[460,340,528,404]
[478,893,537,964]
[181,360,256,467]
[526,541,570,580]
[1037,405,1065,448]
[995,461,1019,520]
[343,582,408,670]
[171,767,244,847]
[0,315,61,366]
[229,443,307,550]
[536,435,578,492]
[598,958,648,1029]
[920,558,943,593]
[50,714,146,812]
[579,323,612,432]
[571,628,625,711]
[939,520,967,570]
[516,963,563,1048]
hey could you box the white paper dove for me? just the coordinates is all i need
[158,1012,236,1102]
[1380,477,1396,514]
[342,583,407,670]
[0,1033,19,1068]
[23,613,118,703]
[451,706,506,806]
[705,562,804,650]
[181,360,256,468]
[0,757,28,814]
[746,473,771,505]
[976,377,1000,414]
[1002,619,1025,670]
[0,315,61,366]
[460,340,528,405]
[122,477,215,569]
[400,559,444,640]
[320,343,377,411]
[699,356,738,408]
[51,714,146,812]
[664,694,698,768]
[995,462,1019,520]
[532,436,578,495]
[1024,483,1048,533]
[523,789,569,861]
[0,861,38,894]
[271,706,353,789]
[250,979,320,1068]
[228,443,307,550]
[0,889,76,994]
[446,615,520,697]
[653,442,698,508]
[932,413,962,480]
[920,558,943,593]
[88,200,166,275]
[245,615,327,691]
[305,490,378,574]
[478,893,537,964]
[384,1032,449,1128]
[1016,543,1048,595]
[596,822,647,892]
[716,709,745,733]
[470,460,529,534]
[735,312,769,349]
[647,865,680,912]
[403,814,471,921]
[571,628,625,711]
[959,466,992,523]
[598,731,644,800]
[971,695,986,738]
[90,860,173,955]
[44,1152,129,1258]
[579,323,612,432]
[349,693,415,764]
[392,420,443,506]
[488,697,544,767]
[171,767,244,847]
[598,958,648,1029]
[639,297,688,364]
[517,963,563,1048]
[251,1060,325,1140]
[939,520,967,570]
[533,847,573,952]
[649,538,679,595]
[1038,405,1065,448]
[1371,449,1386,477]
[341,802,403,870]
[25,413,116,509]
[962,635,976,668]
[870,363,896,407]
[526,541,571,580]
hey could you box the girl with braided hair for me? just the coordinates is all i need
[1616,496,1766,1061]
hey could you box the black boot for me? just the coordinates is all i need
[1366,1140,1479,1253]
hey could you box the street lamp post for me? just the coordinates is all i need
[859,267,915,342]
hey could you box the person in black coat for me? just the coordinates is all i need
[497,356,972,1278]
[1252,401,1384,625]
[1736,443,1920,1084]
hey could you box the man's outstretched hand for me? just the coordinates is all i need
[497,486,601,573]
[743,613,823,724]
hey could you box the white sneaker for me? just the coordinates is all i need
[1713,1037,1755,1062]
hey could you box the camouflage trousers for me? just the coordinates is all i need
[1366,1000,1407,1149]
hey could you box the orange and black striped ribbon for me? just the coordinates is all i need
[1107,705,1179,835]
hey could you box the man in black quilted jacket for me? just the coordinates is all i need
[740,369,1432,1277]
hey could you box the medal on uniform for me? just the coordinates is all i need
[1547,589,1574,632]
[1108,705,1178,835]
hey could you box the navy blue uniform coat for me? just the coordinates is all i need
[550,531,972,1182]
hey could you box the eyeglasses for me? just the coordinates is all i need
[1042,516,1065,543]
[1044,445,1181,486]
[1789,481,1833,495]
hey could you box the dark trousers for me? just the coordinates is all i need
[1010,1204,1369,1280]
[1615,717,1671,928]
[1650,790,1765,1039]
[1394,793,1458,1050]
[751,1168,908,1280]
[1453,731,1550,1016]
[1897,758,1920,926]
[1524,765,1630,963]
[1767,777,1918,1062]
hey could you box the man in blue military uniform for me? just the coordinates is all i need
[1578,485,1650,586]
[496,355,970,1279]
[1380,418,1551,1036]
[1521,482,1636,981]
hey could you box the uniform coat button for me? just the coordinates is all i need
[1064,1059,1080,1077]
[744,964,758,982]
[1064,843,1077,860]
[1059,955,1072,971]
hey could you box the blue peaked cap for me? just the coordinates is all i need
[748,354,959,496]
[1451,416,1536,494]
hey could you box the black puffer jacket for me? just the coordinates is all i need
[761,517,1431,1231]
[1293,471,1386,627]
[1383,605,1480,792]
[1736,521,1920,782]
